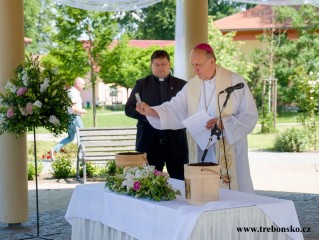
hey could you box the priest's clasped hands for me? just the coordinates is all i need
[136,102,223,130]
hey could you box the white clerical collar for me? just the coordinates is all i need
[159,78,164,82]
[204,76,216,85]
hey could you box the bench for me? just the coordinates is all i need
[76,127,137,183]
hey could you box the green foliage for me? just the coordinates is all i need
[290,67,319,119]
[50,143,78,179]
[274,5,319,106]
[274,127,309,152]
[115,1,253,39]
[51,157,73,178]
[0,55,73,137]
[105,162,180,201]
[45,5,118,85]
[27,160,44,180]
[249,5,319,110]
[99,37,175,89]
[260,110,276,134]
[79,161,100,178]
[24,0,40,41]
[99,36,141,89]
[24,0,55,54]
[136,0,176,40]
[209,17,254,82]
[208,1,255,20]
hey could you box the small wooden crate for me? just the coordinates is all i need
[115,152,148,167]
[184,163,221,205]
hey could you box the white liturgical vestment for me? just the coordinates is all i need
[146,67,258,193]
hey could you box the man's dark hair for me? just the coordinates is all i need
[151,50,170,62]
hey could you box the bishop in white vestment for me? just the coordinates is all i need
[136,43,258,193]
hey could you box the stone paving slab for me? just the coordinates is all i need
[0,209,71,240]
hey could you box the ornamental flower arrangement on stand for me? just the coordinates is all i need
[0,55,73,238]
[0,55,73,137]
[105,161,181,201]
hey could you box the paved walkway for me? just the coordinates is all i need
[0,151,318,239]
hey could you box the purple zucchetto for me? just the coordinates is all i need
[193,43,214,54]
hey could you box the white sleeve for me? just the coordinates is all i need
[222,74,258,145]
[146,84,189,130]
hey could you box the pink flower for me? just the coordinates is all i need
[6,109,14,118]
[16,87,28,96]
[25,102,33,115]
[133,181,141,191]
[154,169,164,176]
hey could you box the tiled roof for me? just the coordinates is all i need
[109,40,175,48]
[214,5,295,32]
[82,39,175,50]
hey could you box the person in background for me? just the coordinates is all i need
[135,43,258,193]
[125,50,189,180]
[50,77,87,160]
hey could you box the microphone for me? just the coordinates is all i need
[220,83,244,94]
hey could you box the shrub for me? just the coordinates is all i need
[274,127,309,152]
[27,160,44,180]
[79,161,100,178]
[51,157,73,178]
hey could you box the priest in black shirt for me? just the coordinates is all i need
[125,50,189,180]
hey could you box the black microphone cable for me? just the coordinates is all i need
[217,91,231,190]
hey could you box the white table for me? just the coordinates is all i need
[65,179,303,240]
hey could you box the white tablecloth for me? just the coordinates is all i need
[65,179,303,240]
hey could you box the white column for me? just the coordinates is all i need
[0,0,28,224]
[174,0,187,80]
[184,0,208,80]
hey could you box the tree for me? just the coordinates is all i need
[208,17,254,82]
[263,5,319,109]
[114,0,253,40]
[114,0,176,40]
[248,7,287,133]
[24,0,55,54]
[99,36,175,99]
[24,0,40,41]
[208,0,255,20]
[45,5,118,127]
[99,36,142,98]
[136,0,176,40]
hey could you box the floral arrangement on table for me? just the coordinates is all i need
[105,161,181,201]
[0,55,73,137]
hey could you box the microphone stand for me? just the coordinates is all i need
[201,91,232,190]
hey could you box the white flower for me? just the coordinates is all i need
[5,82,17,93]
[48,115,60,126]
[19,107,27,116]
[0,113,5,124]
[52,68,59,75]
[40,78,50,93]
[122,172,135,190]
[33,100,43,108]
[22,73,29,86]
